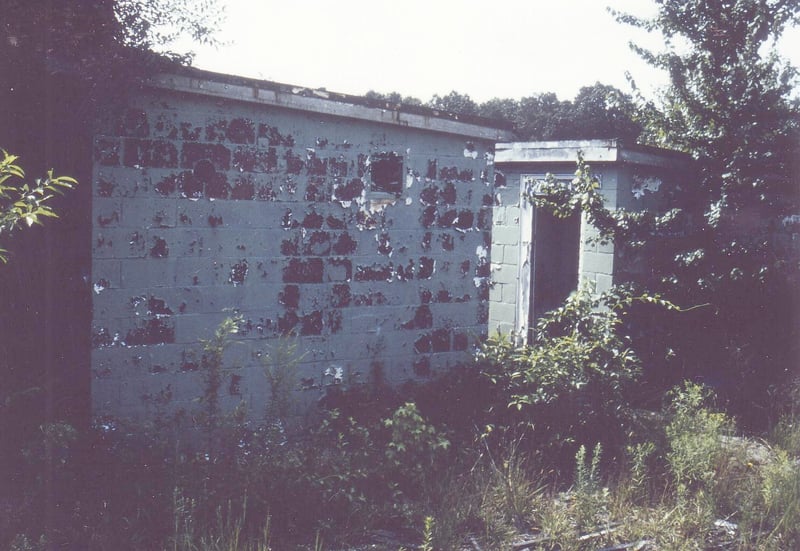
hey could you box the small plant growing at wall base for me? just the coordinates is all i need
[261,335,305,427]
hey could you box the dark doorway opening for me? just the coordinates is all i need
[529,208,581,331]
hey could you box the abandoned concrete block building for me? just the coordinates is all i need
[86,68,687,421]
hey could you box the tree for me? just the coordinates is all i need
[570,83,643,142]
[366,85,642,142]
[539,0,800,423]
[2,0,224,143]
[0,151,77,263]
[515,92,570,140]
[479,85,642,142]
[364,90,424,107]
[2,0,223,66]
[476,97,519,122]
[427,91,479,116]
[0,1,224,479]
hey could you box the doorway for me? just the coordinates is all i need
[529,207,581,331]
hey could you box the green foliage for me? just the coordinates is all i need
[427,90,479,116]
[665,382,733,493]
[758,448,800,548]
[478,285,645,461]
[6,371,800,549]
[363,90,424,107]
[364,83,643,141]
[574,443,603,495]
[506,84,643,141]
[384,402,450,496]
[419,516,435,551]
[572,443,611,531]
[194,315,247,455]
[3,0,223,67]
[586,0,800,421]
[0,150,77,263]
[261,336,304,423]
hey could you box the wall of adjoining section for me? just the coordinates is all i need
[488,163,623,338]
[90,87,498,420]
[489,157,679,339]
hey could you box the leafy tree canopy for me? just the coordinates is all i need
[2,0,223,67]
[364,90,423,107]
[0,150,77,263]
[364,83,643,142]
[536,0,800,422]
[428,91,480,117]
[1,0,224,123]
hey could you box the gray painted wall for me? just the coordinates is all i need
[491,141,690,340]
[90,79,509,421]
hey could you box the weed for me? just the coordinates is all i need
[572,443,610,531]
[419,516,434,551]
[665,382,732,495]
[261,336,305,424]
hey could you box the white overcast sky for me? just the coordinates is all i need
[177,0,800,103]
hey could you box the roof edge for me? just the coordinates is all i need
[495,139,692,168]
[145,67,514,141]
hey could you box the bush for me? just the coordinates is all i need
[665,382,733,495]
[477,285,646,465]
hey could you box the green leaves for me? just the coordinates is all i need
[0,149,77,263]
[478,285,649,457]
[530,1,800,418]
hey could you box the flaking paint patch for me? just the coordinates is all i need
[418,257,435,279]
[401,305,433,330]
[229,259,248,286]
[150,237,169,258]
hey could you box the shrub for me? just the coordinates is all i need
[477,285,647,465]
[665,382,733,495]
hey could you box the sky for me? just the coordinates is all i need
[175,0,800,104]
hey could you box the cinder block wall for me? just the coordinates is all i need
[487,164,621,337]
[90,82,503,421]
[491,140,690,339]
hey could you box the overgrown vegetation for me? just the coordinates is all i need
[2,0,798,548]
[366,82,644,142]
[3,309,799,549]
[533,0,800,427]
[0,150,77,263]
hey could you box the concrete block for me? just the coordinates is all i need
[93,197,123,228]
[92,259,122,289]
[501,281,518,303]
[175,257,229,286]
[488,319,515,336]
[489,282,503,303]
[92,287,148,319]
[121,197,178,229]
[93,228,148,259]
[92,377,123,414]
[582,235,599,253]
[581,251,614,275]
[498,243,520,267]
[492,224,520,246]
[489,301,517,327]
[92,346,148,379]
[598,189,617,209]
[92,165,142,197]
[494,186,520,207]
[491,263,518,284]
[145,343,196,374]
[173,312,232,343]
[121,258,177,288]
[505,205,521,225]
[597,238,615,254]
[595,273,614,295]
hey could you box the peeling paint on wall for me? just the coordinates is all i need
[91,85,499,421]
